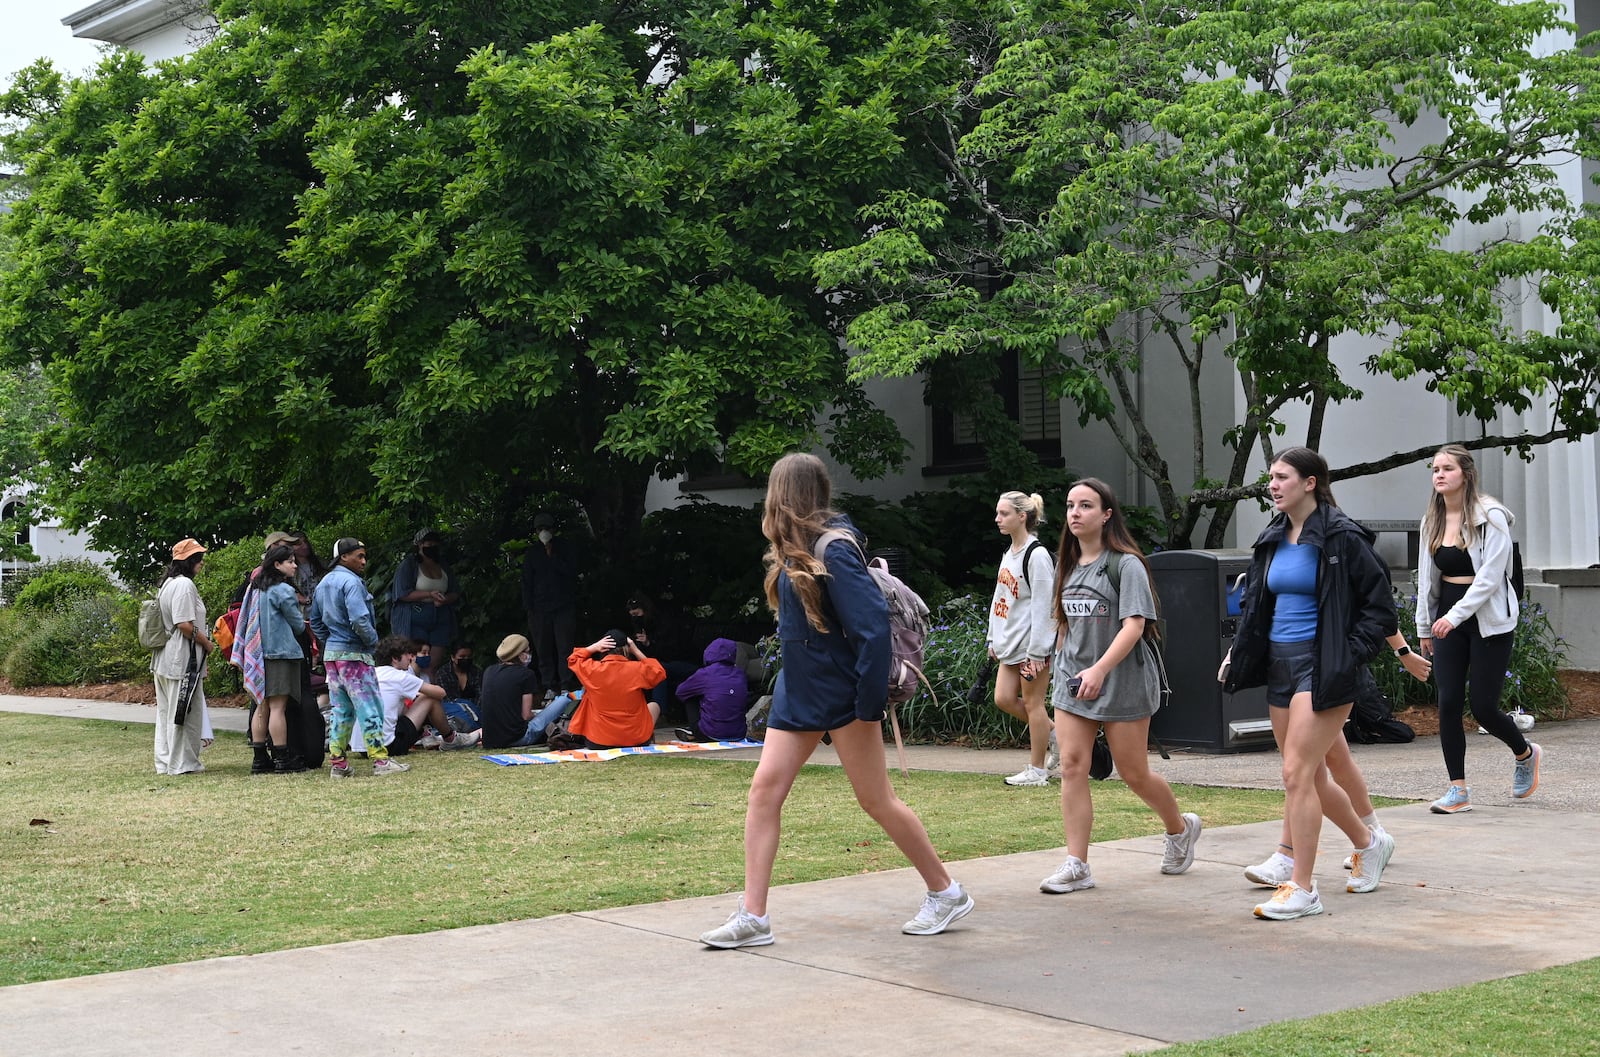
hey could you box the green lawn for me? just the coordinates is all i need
[1160,957,1600,1057]
[7,713,1594,1057]
[0,712,1278,986]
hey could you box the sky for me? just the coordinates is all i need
[2,2,107,94]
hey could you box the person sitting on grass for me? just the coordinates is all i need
[479,634,576,750]
[357,635,481,755]
[673,637,749,743]
[566,630,666,749]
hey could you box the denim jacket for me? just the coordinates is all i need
[310,565,378,654]
[260,582,307,660]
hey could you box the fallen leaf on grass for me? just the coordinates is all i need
[29,818,52,826]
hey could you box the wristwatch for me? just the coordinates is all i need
[1394,645,1412,657]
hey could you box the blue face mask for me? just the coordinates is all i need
[415,655,431,670]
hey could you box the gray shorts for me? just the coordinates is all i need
[1266,639,1315,707]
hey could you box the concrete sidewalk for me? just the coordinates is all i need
[5,694,1599,1055]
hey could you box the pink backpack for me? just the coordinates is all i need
[813,530,934,774]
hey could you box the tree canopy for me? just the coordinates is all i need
[819,0,1600,546]
[0,0,971,574]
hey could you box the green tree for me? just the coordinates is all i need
[820,0,1600,547]
[0,0,969,574]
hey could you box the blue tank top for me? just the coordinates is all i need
[1268,542,1318,643]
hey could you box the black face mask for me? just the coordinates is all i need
[421,547,439,559]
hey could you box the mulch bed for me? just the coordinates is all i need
[0,677,250,711]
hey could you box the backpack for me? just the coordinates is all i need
[212,604,241,663]
[137,598,167,651]
[813,530,933,775]
[1344,670,1415,744]
[1508,541,1525,600]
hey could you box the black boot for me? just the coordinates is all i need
[271,745,290,774]
[281,748,308,773]
[250,742,272,774]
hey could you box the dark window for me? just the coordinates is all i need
[0,501,29,548]
[927,351,1062,475]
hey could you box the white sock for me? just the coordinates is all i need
[1360,812,1379,829]
[933,881,962,899]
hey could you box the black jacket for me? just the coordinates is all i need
[1224,504,1396,708]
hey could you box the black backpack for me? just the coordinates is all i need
[1344,670,1415,744]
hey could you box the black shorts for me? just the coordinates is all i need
[389,715,422,756]
[1266,640,1316,707]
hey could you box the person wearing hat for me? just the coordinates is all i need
[520,512,579,698]
[478,633,578,749]
[388,528,462,658]
[153,538,213,775]
[312,538,407,776]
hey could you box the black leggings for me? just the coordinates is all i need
[1432,581,1527,781]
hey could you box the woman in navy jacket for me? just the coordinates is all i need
[700,453,974,949]
[1222,448,1398,920]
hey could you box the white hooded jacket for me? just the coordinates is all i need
[1415,498,1520,639]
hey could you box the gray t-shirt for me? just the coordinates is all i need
[1051,552,1161,722]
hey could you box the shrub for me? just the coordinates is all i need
[1,593,146,686]
[5,558,118,610]
[897,594,1029,747]
[3,612,81,685]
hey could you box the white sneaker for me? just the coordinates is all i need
[1254,881,1323,920]
[1160,813,1202,874]
[1040,856,1095,894]
[1044,730,1060,774]
[1004,764,1049,787]
[1348,829,1396,894]
[440,729,482,751]
[902,884,975,935]
[700,899,773,949]
[372,757,411,776]
[1244,852,1293,888]
[1344,824,1390,870]
[416,733,444,750]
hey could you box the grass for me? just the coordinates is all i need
[1161,957,1600,1057]
[5,714,1596,1057]
[0,712,1281,986]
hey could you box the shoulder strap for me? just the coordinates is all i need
[812,529,865,566]
[1105,550,1123,595]
[1021,539,1049,590]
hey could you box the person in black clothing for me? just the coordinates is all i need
[434,640,482,733]
[521,513,579,696]
[480,633,575,749]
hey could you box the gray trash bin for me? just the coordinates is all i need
[1148,549,1274,754]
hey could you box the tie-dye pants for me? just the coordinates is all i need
[326,658,388,760]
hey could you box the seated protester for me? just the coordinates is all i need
[566,630,667,750]
[480,634,574,749]
[626,594,696,721]
[433,641,483,734]
[358,635,482,755]
[673,637,749,742]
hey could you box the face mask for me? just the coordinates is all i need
[537,529,553,545]
[415,655,431,670]
[454,656,471,668]
[421,547,439,559]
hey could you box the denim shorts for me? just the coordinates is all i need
[1266,639,1315,707]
